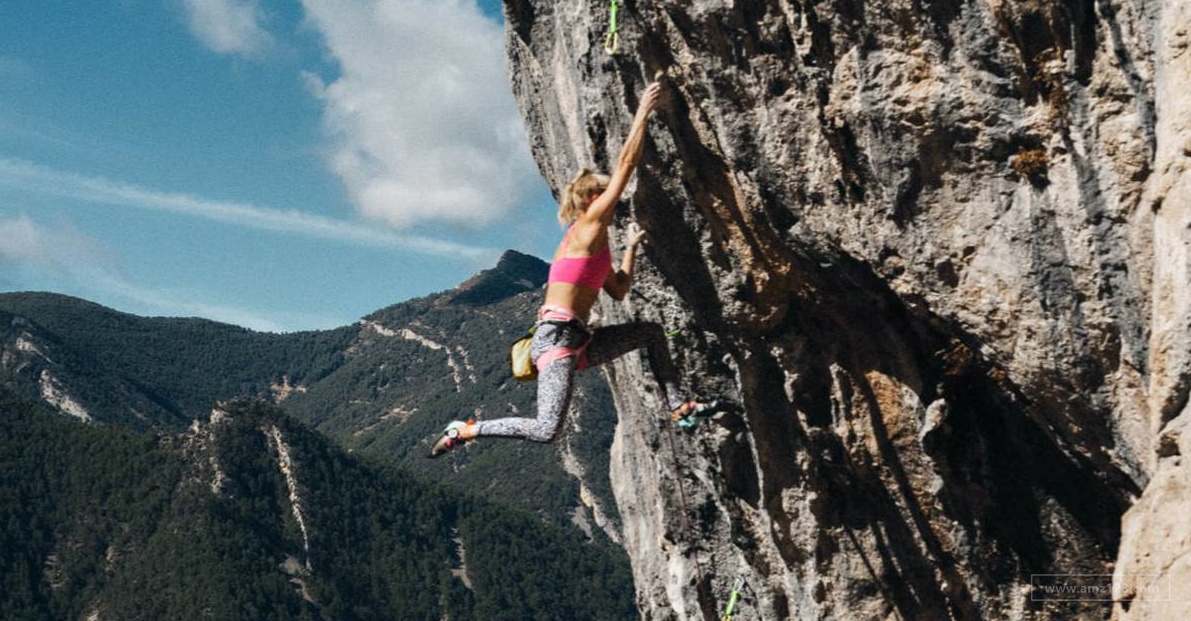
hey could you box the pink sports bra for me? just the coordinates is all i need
[547,225,612,290]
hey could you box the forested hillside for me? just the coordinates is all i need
[0,389,634,621]
[0,292,355,428]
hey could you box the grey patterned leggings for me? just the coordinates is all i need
[475,321,686,443]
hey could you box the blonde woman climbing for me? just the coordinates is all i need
[430,82,710,457]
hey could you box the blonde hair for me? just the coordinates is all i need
[559,168,610,226]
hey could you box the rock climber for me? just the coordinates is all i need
[429,81,710,457]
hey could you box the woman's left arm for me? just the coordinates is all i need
[604,224,647,301]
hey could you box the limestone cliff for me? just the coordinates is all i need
[502,0,1190,619]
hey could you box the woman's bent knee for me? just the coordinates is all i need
[526,423,560,443]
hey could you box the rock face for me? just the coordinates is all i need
[502,0,1190,619]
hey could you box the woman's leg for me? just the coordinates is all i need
[584,322,687,411]
[473,356,576,443]
[473,322,583,443]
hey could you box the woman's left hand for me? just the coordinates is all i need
[626,223,647,247]
[636,82,663,118]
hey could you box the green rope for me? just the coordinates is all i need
[604,0,620,54]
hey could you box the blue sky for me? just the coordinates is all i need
[0,0,560,331]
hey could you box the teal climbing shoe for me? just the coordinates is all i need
[428,420,473,458]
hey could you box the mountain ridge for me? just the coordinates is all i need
[0,250,621,535]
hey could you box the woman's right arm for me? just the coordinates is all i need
[585,82,663,225]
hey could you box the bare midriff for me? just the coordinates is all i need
[543,281,601,320]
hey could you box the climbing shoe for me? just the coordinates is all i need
[672,400,734,429]
[428,420,473,458]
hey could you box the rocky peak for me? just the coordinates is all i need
[443,249,549,306]
[494,249,550,283]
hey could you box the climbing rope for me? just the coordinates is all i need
[604,0,620,54]
[662,416,711,609]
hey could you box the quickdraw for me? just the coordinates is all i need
[604,0,620,54]
[721,577,763,620]
[721,577,745,620]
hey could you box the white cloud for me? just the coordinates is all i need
[182,0,274,57]
[0,157,496,261]
[299,0,541,228]
[0,216,119,276]
[0,217,39,260]
[0,215,295,332]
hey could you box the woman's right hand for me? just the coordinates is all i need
[626,222,648,247]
